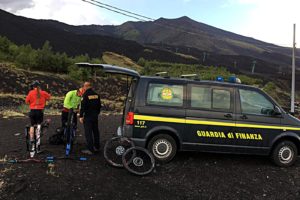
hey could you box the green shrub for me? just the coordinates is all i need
[137,57,146,67]
[68,65,91,81]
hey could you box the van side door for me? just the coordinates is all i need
[184,84,236,151]
[235,88,282,153]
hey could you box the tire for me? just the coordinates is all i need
[271,140,298,167]
[147,134,177,163]
[104,137,135,167]
[122,147,155,176]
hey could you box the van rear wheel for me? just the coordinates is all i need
[148,134,177,163]
[271,140,298,167]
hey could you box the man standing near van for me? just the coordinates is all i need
[79,82,101,155]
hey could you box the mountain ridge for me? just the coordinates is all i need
[55,13,300,67]
[0,9,202,64]
[0,9,299,70]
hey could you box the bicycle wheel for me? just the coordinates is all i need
[122,147,155,176]
[104,137,134,167]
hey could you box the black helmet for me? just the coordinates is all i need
[31,80,40,88]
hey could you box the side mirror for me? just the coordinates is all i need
[273,106,282,115]
[261,106,282,116]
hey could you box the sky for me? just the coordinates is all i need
[0,0,299,47]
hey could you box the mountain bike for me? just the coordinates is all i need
[25,119,51,158]
[64,109,77,156]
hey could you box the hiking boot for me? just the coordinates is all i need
[81,149,93,155]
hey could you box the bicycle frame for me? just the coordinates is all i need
[64,109,76,156]
[25,120,50,158]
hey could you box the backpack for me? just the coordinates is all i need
[49,127,65,145]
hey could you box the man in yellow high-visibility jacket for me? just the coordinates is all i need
[61,88,85,128]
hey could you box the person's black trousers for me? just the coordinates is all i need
[83,116,100,152]
[61,111,77,128]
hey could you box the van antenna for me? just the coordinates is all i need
[180,74,200,80]
[155,72,169,78]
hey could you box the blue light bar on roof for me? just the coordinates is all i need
[228,76,241,84]
[216,76,224,82]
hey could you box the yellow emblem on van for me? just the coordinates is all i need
[161,88,173,100]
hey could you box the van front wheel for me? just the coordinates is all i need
[271,140,298,167]
[148,134,177,163]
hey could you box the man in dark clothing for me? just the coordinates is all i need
[79,82,101,155]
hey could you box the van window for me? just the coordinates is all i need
[147,83,183,107]
[212,89,231,110]
[239,89,274,115]
[191,87,211,109]
[191,86,231,111]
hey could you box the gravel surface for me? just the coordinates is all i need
[1,115,300,200]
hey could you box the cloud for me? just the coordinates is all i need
[0,0,34,12]
[3,0,116,25]
[233,0,300,47]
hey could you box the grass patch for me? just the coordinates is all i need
[0,93,26,98]
[175,53,198,60]
[224,38,265,53]
[102,51,142,72]
[44,109,61,115]
[1,110,25,118]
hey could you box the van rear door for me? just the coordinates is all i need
[76,63,140,77]
[76,63,140,130]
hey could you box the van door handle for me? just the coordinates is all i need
[224,114,232,118]
[240,115,248,120]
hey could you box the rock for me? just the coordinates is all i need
[14,182,27,193]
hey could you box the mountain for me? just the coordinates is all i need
[0,9,198,64]
[101,16,300,68]
[0,9,299,74]
[49,16,300,67]
[51,15,299,68]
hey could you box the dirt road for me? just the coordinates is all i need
[1,115,300,200]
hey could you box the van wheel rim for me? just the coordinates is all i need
[153,139,172,159]
[278,146,293,163]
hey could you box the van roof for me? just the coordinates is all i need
[139,75,258,90]
[76,63,258,90]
